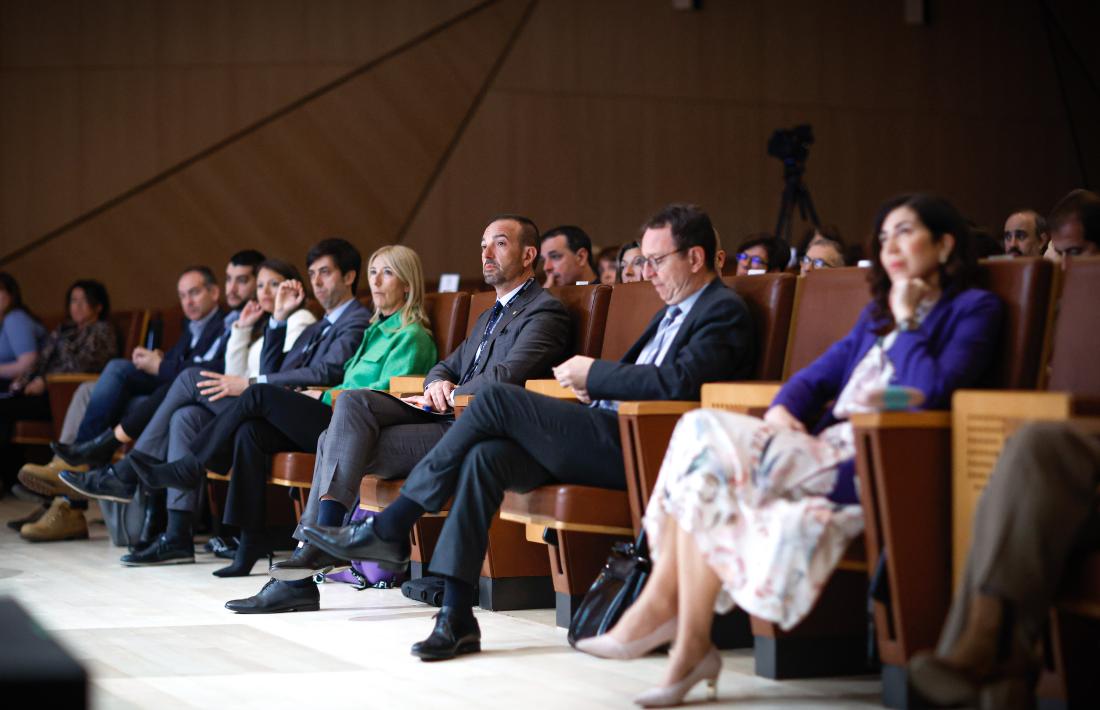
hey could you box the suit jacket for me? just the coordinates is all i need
[772,287,1003,432]
[157,308,229,384]
[586,277,754,401]
[260,298,372,387]
[425,279,571,395]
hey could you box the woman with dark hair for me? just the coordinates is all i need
[1,279,117,502]
[576,194,1004,707]
[596,246,620,285]
[0,272,46,388]
[224,259,316,378]
[617,241,645,283]
[734,233,788,275]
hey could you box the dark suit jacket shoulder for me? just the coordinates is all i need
[263,299,372,387]
[587,277,754,401]
[158,308,228,383]
[426,280,571,395]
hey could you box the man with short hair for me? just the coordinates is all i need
[1047,188,1100,264]
[60,239,372,565]
[540,225,599,286]
[304,203,756,660]
[217,215,572,612]
[1002,210,1050,257]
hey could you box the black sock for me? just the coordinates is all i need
[372,494,424,542]
[165,509,192,543]
[65,497,88,511]
[317,499,348,527]
[111,456,140,486]
[442,576,475,613]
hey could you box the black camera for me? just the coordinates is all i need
[767,124,814,165]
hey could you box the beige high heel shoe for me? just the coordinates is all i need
[634,647,721,708]
[574,618,676,660]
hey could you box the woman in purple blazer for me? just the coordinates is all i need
[576,194,1004,708]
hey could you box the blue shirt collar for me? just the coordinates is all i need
[324,297,355,325]
[666,280,706,319]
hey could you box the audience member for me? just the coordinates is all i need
[800,239,846,274]
[1002,209,1050,257]
[220,218,571,611]
[3,280,118,537]
[908,422,1099,707]
[596,246,620,285]
[301,203,755,660]
[576,194,1002,707]
[59,239,372,567]
[540,225,598,286]
[1047,188,1100,264]
[734,233,787,275]
[224,259,316,377]
[0,272,46,390]
[970,224,1004,259]
[618,241,645,283]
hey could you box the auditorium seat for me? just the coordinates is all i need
[503,275,798,626]
[852,257,1061,707]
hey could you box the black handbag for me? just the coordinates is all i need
[567,530,651,646]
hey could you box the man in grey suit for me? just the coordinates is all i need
[61,239,371,567]
[223,214,572,614]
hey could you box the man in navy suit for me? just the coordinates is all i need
[305,203,757,660]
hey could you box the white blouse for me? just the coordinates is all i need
[224,308,317,377]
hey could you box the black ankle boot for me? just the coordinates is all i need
[137,488,167,549]
[213,530,272,577]
[51,429,122,468]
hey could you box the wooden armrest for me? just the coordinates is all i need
[390,375,426,392]
[617,401,699,416]
[849,411,951,429]
[45,373,100,384]
[525,379,579,400]
[701,382,782,411]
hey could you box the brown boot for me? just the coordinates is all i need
[18,456,88,498]
[909,594,1037,709]
[20,497,88,542]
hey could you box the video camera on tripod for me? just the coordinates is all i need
[768,124,820,252]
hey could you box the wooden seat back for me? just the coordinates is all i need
[109,310,149,359]
[784,267,870,376]
[975,257,1056,390]
[602,281,666,361]
[722,273,797,380]
[546,283,612,358]
[423,291,471,359]
[1046,256,1100,396]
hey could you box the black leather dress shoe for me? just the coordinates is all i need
[58,466,137,503]
[225,579,319,614]
[51,429,122,467]
[411,607,481,661]
[270,542,351,581]
[119,533,195,566]
[301,518,409,571]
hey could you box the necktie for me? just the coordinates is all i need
[292,322,330,367]
[638,306,682,365]
[460,301,505,385]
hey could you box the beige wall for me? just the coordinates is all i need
[1,0,1096,312]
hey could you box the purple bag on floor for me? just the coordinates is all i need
[318,508,406,590]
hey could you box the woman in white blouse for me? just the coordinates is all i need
[225,259,316,377]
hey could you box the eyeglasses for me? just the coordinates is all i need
[641,248,686,271]
[620,256,647,270]
[736,252,768,269]
[800,255,836,269]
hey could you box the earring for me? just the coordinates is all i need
[939,253,948,264]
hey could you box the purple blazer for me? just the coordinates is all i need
[771,287,1003,502]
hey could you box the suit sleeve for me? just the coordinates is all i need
[586,292,754,401]
[264,312,370,387]
[259,321,291,375]
[454,301,572,396]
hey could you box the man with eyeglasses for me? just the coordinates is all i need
[300,202,756,661]
[734,234,787,275]
[799,238,845,275]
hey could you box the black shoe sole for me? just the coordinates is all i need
[414,640,481,661]
[225,601,320,614]
[120,556,195,567]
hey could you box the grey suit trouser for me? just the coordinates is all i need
[400,382,626,587]
[938,421,1100,653]
[292,389,452,541]
[132,368,232,513]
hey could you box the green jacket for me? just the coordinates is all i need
[321,316,437,406]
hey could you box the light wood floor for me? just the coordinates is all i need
[0,498,884,709]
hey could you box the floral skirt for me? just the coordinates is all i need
[643,409,864,630]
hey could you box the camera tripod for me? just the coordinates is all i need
[773,159,820,247]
